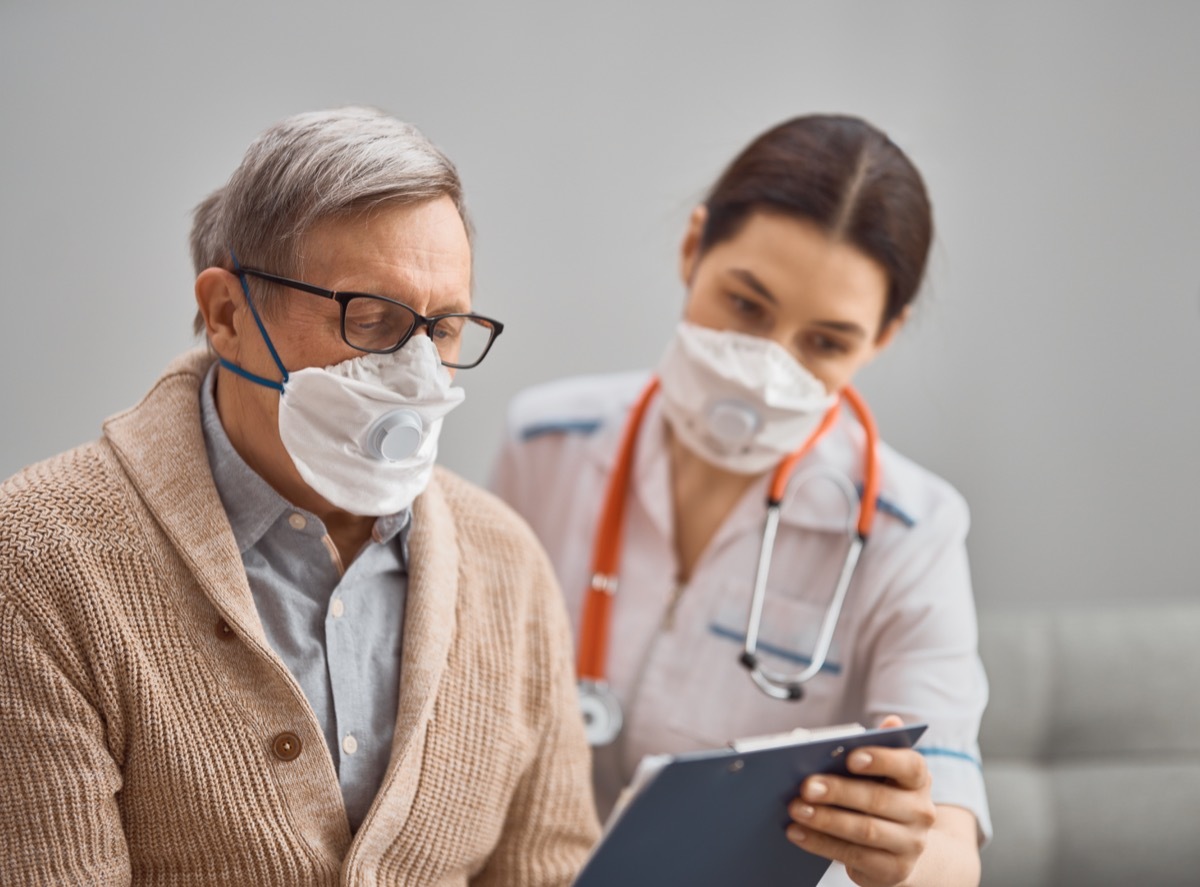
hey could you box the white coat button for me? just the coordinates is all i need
[331,599,345,619]
[288,513,307,531]
[343,734,358,755]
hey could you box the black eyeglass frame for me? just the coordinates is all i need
[236,267,504,369]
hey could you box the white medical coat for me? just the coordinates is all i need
[491,371,992,882]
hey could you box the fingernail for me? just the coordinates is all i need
[806,779,828,799]
[797,804,815,819]
[788,825,807,843]
[851,751,873,769]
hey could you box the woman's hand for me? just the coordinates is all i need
[786,716,936,887]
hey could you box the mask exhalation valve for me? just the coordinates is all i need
[705,399,762,451]
[366,409,424,462]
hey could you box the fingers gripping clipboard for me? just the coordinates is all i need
[572,723,927,887]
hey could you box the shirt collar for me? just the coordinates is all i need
[199,363,412,555]
[372,508,412,547]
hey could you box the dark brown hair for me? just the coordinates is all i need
[700,114,933,327]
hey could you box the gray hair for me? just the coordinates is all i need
[190,106,470,334]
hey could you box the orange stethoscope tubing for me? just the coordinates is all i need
[576,378,880,702]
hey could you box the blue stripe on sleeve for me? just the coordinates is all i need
[520,420,603,441]
[917,747,982,769]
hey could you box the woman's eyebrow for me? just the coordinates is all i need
[813,319,868,340]
[729,269,778,304]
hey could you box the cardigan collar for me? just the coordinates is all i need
[102,348,460,842]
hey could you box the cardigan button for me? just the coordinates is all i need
[272,732,303,762]
[215,619,235,640]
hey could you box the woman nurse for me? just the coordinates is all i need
[491,115,989,887]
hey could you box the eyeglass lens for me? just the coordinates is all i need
[342,296,413,351]
[342,296,496,367]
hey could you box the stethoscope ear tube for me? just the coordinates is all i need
[739,387,879,701]
[739,508,867,699]
[740,502,785,681]
[578,380,881,745]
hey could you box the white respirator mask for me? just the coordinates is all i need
[276,338,464,515]
[219,262,464,516]
[656,321,836,475]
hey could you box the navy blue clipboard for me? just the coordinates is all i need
[572,723,927,887]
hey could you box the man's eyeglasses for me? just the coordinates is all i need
[236,267,504,369]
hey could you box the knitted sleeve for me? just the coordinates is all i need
[0,595,132,885]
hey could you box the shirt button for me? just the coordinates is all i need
[215,618,235,640]
[288,513,307,531]
[272,732,303,762]
[331,598,345,619]
[342,734,358,755]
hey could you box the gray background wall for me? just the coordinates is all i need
[2,0,1197,610]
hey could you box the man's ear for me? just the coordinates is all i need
[679,205,708,286]
[194,268,245,361]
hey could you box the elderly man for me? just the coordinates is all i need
[0,107,599,885]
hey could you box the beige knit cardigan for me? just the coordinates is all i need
[0,349,600,886]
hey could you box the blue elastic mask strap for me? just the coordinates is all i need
[218,356,285,393]
[222,251,290,394]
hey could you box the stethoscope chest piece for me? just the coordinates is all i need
[578,680,623,746]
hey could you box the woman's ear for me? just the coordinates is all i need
[873,304,912,352]
[194,268,245,361]
[679,205,708,286]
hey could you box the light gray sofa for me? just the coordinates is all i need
[977,603,1200,886]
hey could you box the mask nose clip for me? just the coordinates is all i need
[366,409,424,462]
[705,399,762,451]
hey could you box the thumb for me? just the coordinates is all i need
[878,714,905,729]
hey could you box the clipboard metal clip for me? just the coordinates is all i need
[729,723,867,754]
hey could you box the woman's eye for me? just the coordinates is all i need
[727,293,764,318]
[806,333,849,356]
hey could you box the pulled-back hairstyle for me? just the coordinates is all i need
[700,115,932,327]
[189,106,470,334]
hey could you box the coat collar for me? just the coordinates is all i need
[579,380,886,536]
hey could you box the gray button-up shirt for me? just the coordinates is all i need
[200,365,408,832]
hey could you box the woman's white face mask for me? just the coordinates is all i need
[656,321,836,474]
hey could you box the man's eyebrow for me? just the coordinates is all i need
[430,297,472,315]
[729,269,778,304]
[348,284,470,315]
